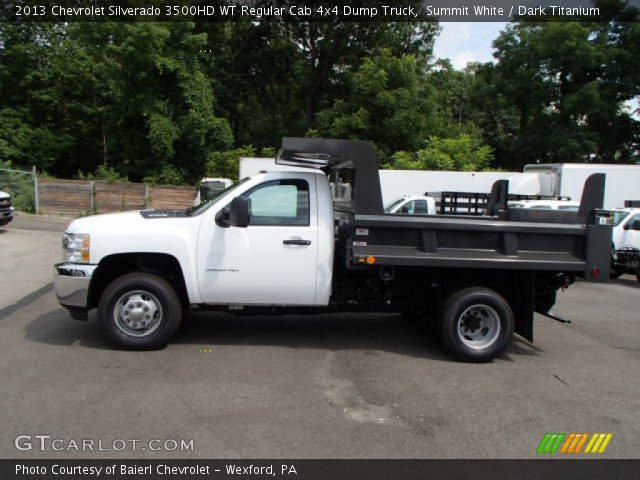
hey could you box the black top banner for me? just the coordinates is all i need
[2,0,640,22]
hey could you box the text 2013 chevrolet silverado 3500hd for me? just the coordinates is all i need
[54,138,612,362]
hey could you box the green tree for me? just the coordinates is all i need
[143,164,186,185]
[315,50,440,158]
[280,18,439,129]
[100,22,233,181]
[201,15,439,149]
[0,24,73,171]
[387,134,493,171]
[206,146,257,180]
[0,22,233,181]
[77,164,126,183]
[483,3,640,166]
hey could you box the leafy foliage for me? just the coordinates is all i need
[315,50,439,158]
[143,164,186,186]
[0,6,638,186]
[472,4,640,167]
[206,146,257,179]
[76,165,127,183]
[387,135,493,171]
[0,22,233,181]
[0,160,35,212]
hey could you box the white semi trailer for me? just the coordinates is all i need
[524,163,640,209]
[239,157,640,209]
[239,157,523,204]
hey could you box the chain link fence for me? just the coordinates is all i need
[0,166,38,214]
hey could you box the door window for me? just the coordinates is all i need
[400,200,430,214]
[246,180,310,226]
[411,199,430,214]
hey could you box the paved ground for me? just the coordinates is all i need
[1,216,639,459]
[0,214,68,306]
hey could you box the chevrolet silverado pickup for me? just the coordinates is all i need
[609,208,640,281]
[54,138,612,362]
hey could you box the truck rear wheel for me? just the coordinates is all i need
[440,287,514,363]
[97,273,182,349]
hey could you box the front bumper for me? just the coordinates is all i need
[54,263,97,310]
[615,248,640,270]
[0,208,13,225]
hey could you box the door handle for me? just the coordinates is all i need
[283,239,311,246]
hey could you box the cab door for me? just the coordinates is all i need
[198,175,319,305]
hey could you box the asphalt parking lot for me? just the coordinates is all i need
[1,214,639,459]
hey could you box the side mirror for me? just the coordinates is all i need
[215,207,230,228]
[229,196,250,228]
[399,206,410,214]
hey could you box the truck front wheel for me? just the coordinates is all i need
[97,273,182,349]
[440,287,514,363]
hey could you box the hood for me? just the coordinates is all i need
[0,191,10,199]
[139,208,188,219]
[65,209,190,235]
[66,210,143,234]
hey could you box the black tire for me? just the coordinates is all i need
[636,265,640,284]
[609,247,624,279]
[97,273,182,349]
[610,268,624,280]
[440,287,514,363]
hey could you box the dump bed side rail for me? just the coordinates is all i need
[350,216,610,280]
[350,174,612,282]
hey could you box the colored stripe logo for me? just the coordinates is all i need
[537,433,613,454]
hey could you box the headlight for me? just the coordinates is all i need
[63,233,91,263]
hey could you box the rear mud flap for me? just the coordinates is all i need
[512,272,535,342]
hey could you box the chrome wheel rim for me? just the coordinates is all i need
[457,304,501,350]
[114,290,163,337]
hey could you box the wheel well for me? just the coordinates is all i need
[88,253,189,309]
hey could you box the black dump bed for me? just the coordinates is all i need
[277,137,612,281]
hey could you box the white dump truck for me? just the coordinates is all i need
[54,138,612,362]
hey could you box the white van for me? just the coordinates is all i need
[193,178,234,206]
[508,199,580,212]
[384,195,437,215]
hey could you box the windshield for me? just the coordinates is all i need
[185,178,249,216]
[612,211,630,227]
[384,199,405,213]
